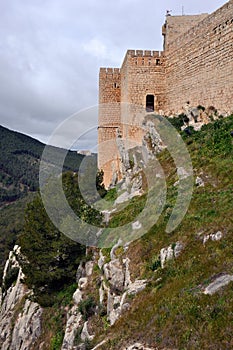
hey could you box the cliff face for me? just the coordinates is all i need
[0,245,153,350]
[0,246,42,350]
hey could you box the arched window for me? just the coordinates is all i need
[146,95,154,112]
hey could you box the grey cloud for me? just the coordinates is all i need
[0,0,226,147]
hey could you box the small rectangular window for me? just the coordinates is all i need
[146,95,154,112]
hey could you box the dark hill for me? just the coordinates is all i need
[0,125,84,206]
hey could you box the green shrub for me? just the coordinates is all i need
[50,332,63,350]
[3,266,19,292]
[78,296,96,321]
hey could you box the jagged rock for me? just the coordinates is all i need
[160,246,173,269]
[114,170,143,206]
[61,306,82,350]
[99,278,109,306]
[182,104,211,131]
[127,280,147,295]
[173,242,184,258]
[99,283,105,305]
[78,277,88,290]
[73,288,82,305]
[110,239,123,260]
[98,251,105,269]
[106,276,147,325]
[81,321,94,341]
[76,262,86,282]
[107,291,122,325]
[115,191,131,205]
[130,173,143,194]
[117,137,131,172]
[10,300,42,350]
[211,231,223,241]
[103,259,125,292]
[124,343,156,349]
[203,274,233,295]
[203,231,223,245]
[91,340,107,349]
[132,221,142,230]
[2,245,20,281]
[123,258,131,288]
[196,176,204,187]
[143,119,164,155]
[101,254,148,325]
[85,261,94,276]
[160,242,184,268]
[102,209,116,225]
[0,247,42,350]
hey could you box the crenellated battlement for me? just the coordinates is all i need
[120,50,165,69]
[126,49,164,58]
[99,68,121,77]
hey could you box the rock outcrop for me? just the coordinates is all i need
[203,231,223,245]
[0,246,43,350]
[123,344,156,350]
[160,242,184,269]
[100,246,147,326]
[203,274,233,295]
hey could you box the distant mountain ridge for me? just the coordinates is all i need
[0,125,84,206]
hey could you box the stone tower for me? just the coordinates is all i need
[98,0,233,187]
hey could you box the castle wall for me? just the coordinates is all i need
[98,1,233,187]
[165,0,233,115]
[98,68,122,187]
[163,14,209,50]
[120,50,166,147]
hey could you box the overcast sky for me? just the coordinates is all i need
[0,0,227,149]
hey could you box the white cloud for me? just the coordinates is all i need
[83,38,107,58]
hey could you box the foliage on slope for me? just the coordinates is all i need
[19,171,104,307]
[92,115,233,349]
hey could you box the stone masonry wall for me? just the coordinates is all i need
[165,0,233,115]
[163,14,209,50]
[98,68,122,187]
[121,50,165,148]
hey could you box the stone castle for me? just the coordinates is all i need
[98,0,233,186]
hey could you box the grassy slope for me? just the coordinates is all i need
[94,115,233,349]
[2,117,232,350]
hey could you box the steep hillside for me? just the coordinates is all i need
[94,115,233,349]
[0,115,232,350]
